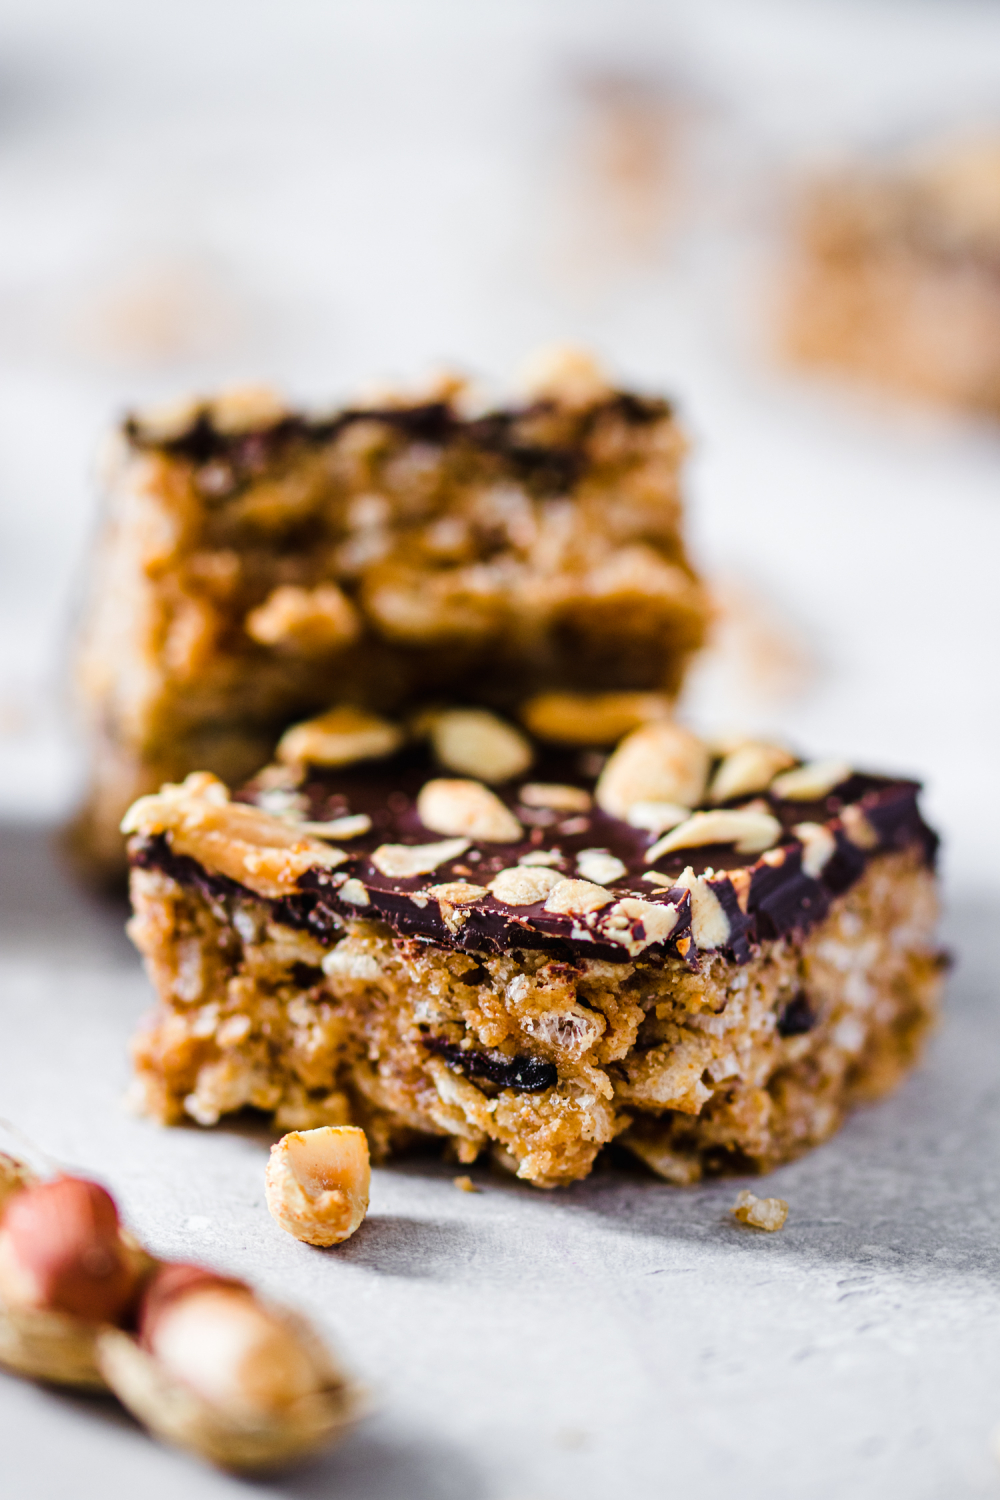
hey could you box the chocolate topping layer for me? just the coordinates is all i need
[129,742,937,969]
[124,393,671,500]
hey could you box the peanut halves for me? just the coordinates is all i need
[0,1157,363,1470]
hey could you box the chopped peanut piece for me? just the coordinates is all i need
[596,721,708,819]
[771,760,852,801]
[430,709,533,784]
[520,691,674,746]
[417,778,523,843]
[265,1127,370,1247]
[731,1189,788,1232]
[276,705,403,768]
[708,742,795,803]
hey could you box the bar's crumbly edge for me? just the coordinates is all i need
[122,765,945,1188]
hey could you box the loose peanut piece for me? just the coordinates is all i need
[265,1128,370,1248]
[731,1190,788,1232]
[645,808,782,864]
[596,721,708,820]
[276,705,403,768]
[770,759,851,801]
[417,779,523,843]
[708,742,795,803]
[430,709,533,784]
[520,691,674,746]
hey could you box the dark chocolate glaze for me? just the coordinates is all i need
[131,740,938,970]
[123,392,672,500]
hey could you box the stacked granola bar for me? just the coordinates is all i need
[91,353,944,1187]
[72,357,707,879]
[785,137,1000,413]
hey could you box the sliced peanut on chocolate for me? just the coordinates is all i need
[707,742,795,803]
[520,691,674,747]
[674,867,731,950]
[770,759,851,801]
[417,779,523,843]
[518,344,612,406]
[518,783,592,813]
[430,709,532,784]
[543,879,615,916]
[488,866,563,906]
[276,705,403,768]
[645,807,781,863]
[596,721,708,819]
[794,821,836,878]
[370,839,470,879]
[574,849,626,885]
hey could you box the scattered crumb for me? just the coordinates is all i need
[731,1189,788,1232]
[990,1423,1000,1468]
[453,1175,480,1193]
[555,1425,589,1450]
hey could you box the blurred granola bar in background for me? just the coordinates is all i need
[783,137,1000,414]
[69,350,709,881]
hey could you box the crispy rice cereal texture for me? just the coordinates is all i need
[126,847,943,1188]
[71,367,708,879]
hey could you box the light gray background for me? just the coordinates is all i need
[2,3,1000,1496]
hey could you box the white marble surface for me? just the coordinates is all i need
[2,2,1000,1495]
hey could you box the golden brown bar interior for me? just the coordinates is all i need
[126,848,943,1189]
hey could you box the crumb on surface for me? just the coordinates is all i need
[555,1425,589,1449]
[453,1175,480,1193]
[731,1189,788,1232]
